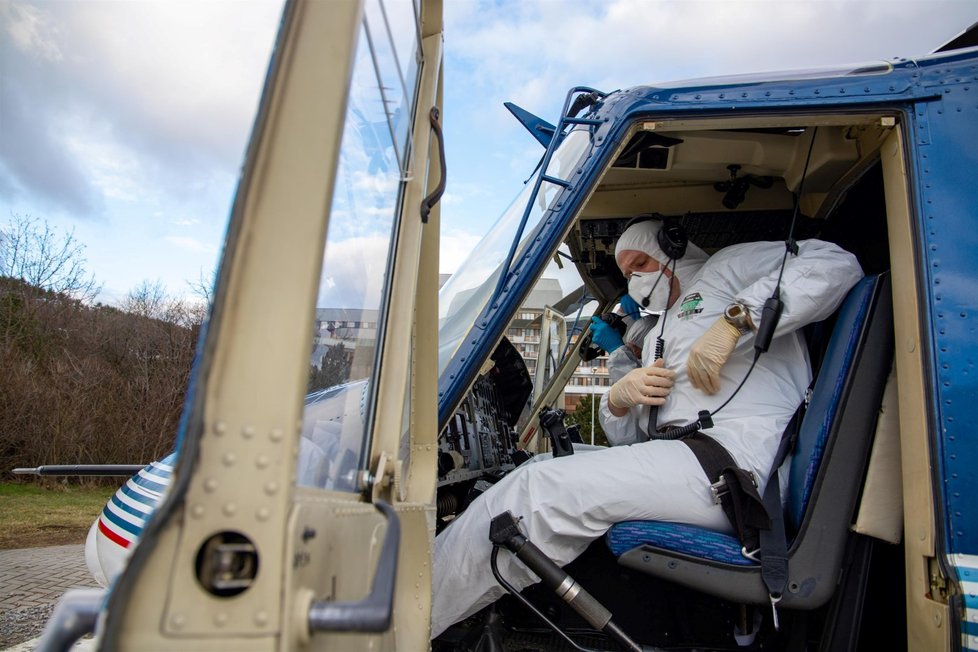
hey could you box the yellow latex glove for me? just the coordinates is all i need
[687,317,743,395]
[608,359,675,411]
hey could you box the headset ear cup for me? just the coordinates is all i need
[623,213,688,260]
[657,217,688,260]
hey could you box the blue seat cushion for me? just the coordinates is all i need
[606,521,757,567]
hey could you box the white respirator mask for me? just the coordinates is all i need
[627,269,671,311]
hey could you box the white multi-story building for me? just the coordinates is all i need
[311,276,608,414]
[504,278,610,415]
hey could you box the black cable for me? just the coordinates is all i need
[773,127,818,292]
[709,352,760,418]
[645,259,675,437]
[662,127,819,434]
[490,547,598,652]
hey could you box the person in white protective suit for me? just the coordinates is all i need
[430,219,863,638]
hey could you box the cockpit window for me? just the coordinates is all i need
[503,247,601,433]
[437,128,592,374]
[297,0,421,492]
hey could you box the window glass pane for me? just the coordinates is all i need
[502,247,600,431]
[297,16,412,491]
[363,0,421,173]
[437,129,593,373]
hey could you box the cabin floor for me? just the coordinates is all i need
[432,534,908,651]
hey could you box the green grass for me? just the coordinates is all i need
[0,482,118,550]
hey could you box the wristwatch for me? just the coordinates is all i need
[723,302,753,335]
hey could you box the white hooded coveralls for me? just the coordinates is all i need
[431,230,862,638]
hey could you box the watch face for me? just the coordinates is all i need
[725,303,750,332]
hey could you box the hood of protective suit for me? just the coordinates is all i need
[615,220,708,309]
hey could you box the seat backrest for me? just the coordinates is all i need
[786,273,888,532]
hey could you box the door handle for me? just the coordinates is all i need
[420,107,446,224]
[308,500,400,633]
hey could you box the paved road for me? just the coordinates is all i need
[0,545,99,650]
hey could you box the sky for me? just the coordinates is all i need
[1,0,976,305]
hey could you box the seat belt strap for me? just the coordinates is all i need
[758,392,807,629]
[682,432,770,551]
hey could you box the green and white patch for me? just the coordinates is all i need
[677,292,704,321]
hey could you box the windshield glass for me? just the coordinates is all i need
[437,128,592,373]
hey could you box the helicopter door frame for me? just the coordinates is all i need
[96,1,444,650]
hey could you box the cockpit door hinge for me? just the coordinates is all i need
[927,556,951,604]
[365,451,401,503]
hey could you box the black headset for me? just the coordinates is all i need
[622,213,688,261]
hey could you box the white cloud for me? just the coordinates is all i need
[62,121,143,202]
[446,1,977,109]
[165,235,216,254]
[319,234,394,309]
[0,1,284,217]
[2,1,62,61]
[3,0,975,312]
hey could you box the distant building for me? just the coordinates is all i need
[310,274,453,380]
[311,307,379,379]
[311,275,608,413]
[505,278,610,415]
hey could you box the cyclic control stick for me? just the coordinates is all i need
[489,511,646,652]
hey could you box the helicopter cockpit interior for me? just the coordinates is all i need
[436,113,894,499]
[433,110,901,648]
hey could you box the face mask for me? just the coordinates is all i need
[628,269,671,311]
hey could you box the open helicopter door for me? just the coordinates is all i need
[63,1,445,650]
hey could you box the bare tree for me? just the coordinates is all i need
[0,214,100,302]
[184,268,214,328]
[123,279,209,329]
[187,267,215,305]
[120,280,170,320]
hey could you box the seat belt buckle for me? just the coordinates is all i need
[709,478,729,505]
[709,471,757,505]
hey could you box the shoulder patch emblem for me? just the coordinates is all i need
[677,292,704,321]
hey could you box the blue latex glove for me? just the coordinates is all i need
[590,316,624,353]
[620,294,641,320]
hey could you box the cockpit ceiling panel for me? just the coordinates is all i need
[585,181,796,217]
[605,127,861,191]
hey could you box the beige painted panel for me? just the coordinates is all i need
[406,38,444,506]
[853,367,904,544]
[284,495,389,651]
[278,496,435,651]
[880,127,950,651]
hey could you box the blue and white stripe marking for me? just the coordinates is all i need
[951,553,978,651]
[98,454,174,549]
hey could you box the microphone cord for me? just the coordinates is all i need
[654,127,819,437]
[645,259,675,437]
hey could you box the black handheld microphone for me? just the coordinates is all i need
[754,295,784,354]
[645,337,665,439]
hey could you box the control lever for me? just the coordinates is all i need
[539,408,575,457]
[489,512,652,652]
